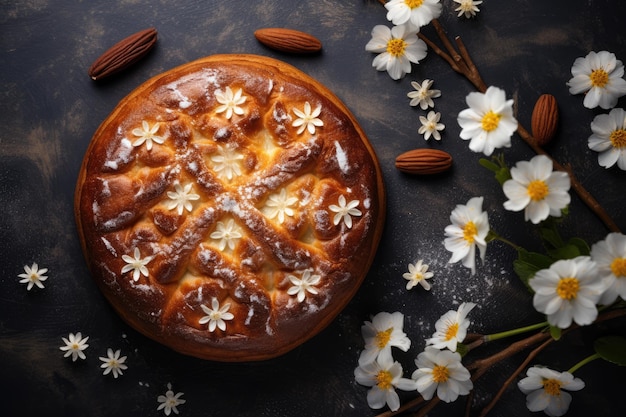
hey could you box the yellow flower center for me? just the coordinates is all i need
[376,370,393,390]
[405,0,424,8]
[527,179,549,201]
[589,68,609,88]
[463,221,477,244]
[556,277,579,300]
[481,110,501,132]
[432,365,449,383]
[610,129,626,148]
[444,323,459,341]
[610,257,626,277]
[543,378,562,396]
[386,38,407,57]
[375,328,393,349]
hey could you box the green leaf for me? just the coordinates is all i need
[550,325,561,341]
[547,244,583,260]
[594,336,626,366]
[538,222,564,249]
[513,249,554,287]
[479,158,500,173]
[568,237,590,256]
[494,167,512,186]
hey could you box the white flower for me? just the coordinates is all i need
[166,182,200,215]
[425,302,476,351]
[412,347,473,403]
[264,188,298,224]
[566,50,626,109]
[502,155,571,224]
[384,0,442,28]
[359,311,411,366]
[453,0,482,18]
[157,383,186,416]
[407,79,441,109]
[292,101,323,135]
[418,111,445,140]
[18,262,48,290]
[287,269,321,302]
[59,332,89,362]
[402,260,434,290]
[457,86,518,156]
[444,196,489,275]
[121,247,154,282]
[518,366,585,417]
[354,353,417,412]
[215,86,246,119]
[199,297,234,332]
[365,24,427,81]
[132,120,165,151]
[329,195,362,229]
[210,219,242,251]
[211,145,244,181]
[590,232,626,305]
[529,256,608,329]
[588,107,626,170]
[99,348,128,378]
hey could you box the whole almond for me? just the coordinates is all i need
[254,28,322,54]
[531,94,559,146]
[395,148,453,175]
[88,27,158,81]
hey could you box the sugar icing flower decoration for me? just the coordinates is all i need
[157,383,186,416]
[199,297,234,332]
[287,269,321,302]
[418,110,445,140]
[502,155,571,224]
[425,302,476,351]
[292,101,323,135]
[384,0,442,28]
[99,348,128,378]
[365,24,427,81]
[359,311,411,366]
[407,79,441,109]
[517,366,585,417]
[264,187,298,224]
[453,0,483,19]
[444,196,489,275]
[329,195,362,229]
[588,107,626,170]
[566,50,626,109]
[210,219,242,251]
[59,332,89,362]
[591,232,626,305]
[215,86,247,119]
[132,120,165,151]
[121,247,154,282]
[529,256,608,329]
[457,86,518,156]
[211,145,244,181]
[402,260,434,290]
[354,353,418,412]
[166,182,200,215]
[18,262,48,290]
[412,347,473,403]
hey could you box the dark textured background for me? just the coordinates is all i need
[1,1,625,416]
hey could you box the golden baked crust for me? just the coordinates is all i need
[75,54,385,361]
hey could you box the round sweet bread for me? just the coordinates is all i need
[74,54,385,361]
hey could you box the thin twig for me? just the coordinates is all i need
[418,18,621,232]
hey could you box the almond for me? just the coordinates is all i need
[395,148,453,175]
[531,94,559,146]
[254,28,322,54]
[88,27,158,81]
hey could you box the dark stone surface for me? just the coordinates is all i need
[1,1,625,416]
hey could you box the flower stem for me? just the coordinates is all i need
[484,321,549,342]
[568,353,601,374]
[487,229,521,251]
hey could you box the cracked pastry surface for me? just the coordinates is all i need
[75,54,385,361]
